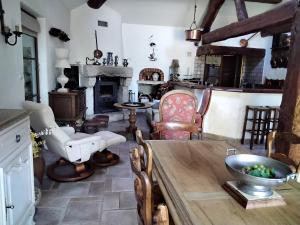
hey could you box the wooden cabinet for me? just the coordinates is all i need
[48,89,86,123]
[0,112,35,225]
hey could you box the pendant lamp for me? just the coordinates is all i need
[185,0,201,42]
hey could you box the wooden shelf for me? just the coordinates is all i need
[137,80,165,85]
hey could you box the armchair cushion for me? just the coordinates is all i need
[93,131,126,147]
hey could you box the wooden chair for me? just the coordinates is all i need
[136,129,153,182]
[267,131,300,182]
[130,148,169,225]
[195,88,212,139]
[151,90,198,140]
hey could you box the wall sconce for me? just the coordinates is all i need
[0,0,22,46]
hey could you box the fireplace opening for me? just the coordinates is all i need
[94,76,120,113]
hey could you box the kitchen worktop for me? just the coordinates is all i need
[171,81,283,94]
[0,109,29,132]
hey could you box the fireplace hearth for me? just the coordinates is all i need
[94,77,119,113]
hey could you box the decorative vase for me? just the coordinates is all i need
[152,72,159,81]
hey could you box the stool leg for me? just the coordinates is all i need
[260,110,268,144]
[241,106,249,144]
[250,109,257,150]
[255,110,262,144]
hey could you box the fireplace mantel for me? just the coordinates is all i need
[78,65,133,115]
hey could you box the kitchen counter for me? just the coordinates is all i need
[173,83,282,140]
[0,109,29,132]
[171,81,283,93]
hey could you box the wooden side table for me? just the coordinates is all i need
[114,102,152,139]
[48,89,87,126]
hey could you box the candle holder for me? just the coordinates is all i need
[0,0,22,46]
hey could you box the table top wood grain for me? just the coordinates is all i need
[148,140,300,225]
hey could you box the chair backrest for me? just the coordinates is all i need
[198,88,212,117]
[136,130,153,182]
[267,131,300,181]
[158,90,197,140]
[130,147,153,225]
[267,131,300,163]
[23,101,71,159]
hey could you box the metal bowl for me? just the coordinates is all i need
[225,153,296,197]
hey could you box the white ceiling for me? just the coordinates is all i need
[60,0,275,28]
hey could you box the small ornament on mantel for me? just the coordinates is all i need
[114,55,119,66]
[123,58,129,67]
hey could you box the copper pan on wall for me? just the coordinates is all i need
[185,29,202,42]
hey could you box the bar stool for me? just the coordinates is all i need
[241,106,270,150]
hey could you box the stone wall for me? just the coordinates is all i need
[193,56,206,81]
[241,56,265,85]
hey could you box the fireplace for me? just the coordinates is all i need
[79,65,133,116]
[94,77,119,113]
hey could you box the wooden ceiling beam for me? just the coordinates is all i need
[200,0,225,33]
[245,0,282,4]
[234,0,249,21]
[260,20,293,37]
[202,0,297,44]
[197,45,265,57]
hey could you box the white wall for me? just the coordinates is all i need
[122,23,197,95]
[0,0,24,109]
[70,4,123,64]
[0,0,70,109]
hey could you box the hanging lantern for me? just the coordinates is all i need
[185,0,201,42]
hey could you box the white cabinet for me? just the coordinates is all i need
[0,114,35,225]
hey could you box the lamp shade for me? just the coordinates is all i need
[55,48,70,68]
[55,59,70,68]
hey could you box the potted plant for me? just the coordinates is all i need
[30,130,46,186]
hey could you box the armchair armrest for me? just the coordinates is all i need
[60,126,75,135]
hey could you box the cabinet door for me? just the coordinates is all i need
[0,168,7,225]
[5,148,33,225]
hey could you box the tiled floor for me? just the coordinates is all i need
[34,114,149,225]
[35,113,267,225]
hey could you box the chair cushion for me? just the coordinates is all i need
[93,131,126,147]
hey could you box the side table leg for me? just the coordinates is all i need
[126,108,137,139]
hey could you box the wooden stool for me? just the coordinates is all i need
[83,115,109,134]
[241,106,270,150]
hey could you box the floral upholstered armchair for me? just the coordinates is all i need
[151,90,198,140]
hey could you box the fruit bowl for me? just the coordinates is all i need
[225,152,296,197]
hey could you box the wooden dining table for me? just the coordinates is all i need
[148,140,300,225]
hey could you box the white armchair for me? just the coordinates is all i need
[23,101,126,182]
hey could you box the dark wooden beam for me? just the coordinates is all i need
[196,45,265,57]
[245,0,282,4]
[200,0,225,33]
[202,0,297,44]
[260,20,293,37]
[87,0,106,9]
[277,5,300,163]
[234,0,248,21]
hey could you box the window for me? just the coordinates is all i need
[21,9,40,102]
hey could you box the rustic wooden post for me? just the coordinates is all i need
[277,3,300,164]
[234,0,249,21]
